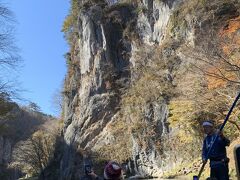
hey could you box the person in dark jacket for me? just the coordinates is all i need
[202,120,230,180]
[87,161,123,180]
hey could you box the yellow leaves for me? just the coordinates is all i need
[168,100,196,144]
[176,129,194,144]
[169,100,194,127]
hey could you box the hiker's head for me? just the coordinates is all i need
[202,120,214,135]
[104,161,122,180]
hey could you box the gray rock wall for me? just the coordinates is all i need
[60,0,199,179]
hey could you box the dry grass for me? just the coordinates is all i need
[96,118,132,162]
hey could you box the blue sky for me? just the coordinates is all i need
[8,0,70,116]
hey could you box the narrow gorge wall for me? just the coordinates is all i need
[60,0,240,179]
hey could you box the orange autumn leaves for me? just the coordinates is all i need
[220,16,240,56]
[206,16,240,90]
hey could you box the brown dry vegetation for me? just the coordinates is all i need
[96,118,132,162]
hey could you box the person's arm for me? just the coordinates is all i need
[217,130,230,146]
[221,135,230,146]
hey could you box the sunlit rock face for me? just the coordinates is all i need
[60,0,240,179]
[136,0,178,44]
[61,1,179,179]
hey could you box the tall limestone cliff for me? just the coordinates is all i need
[58,0,240,179]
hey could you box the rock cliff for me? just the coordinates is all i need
[60,0,240,179]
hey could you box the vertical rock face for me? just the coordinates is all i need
[61,2,134,179]
[129,101,169,177]
[137,0,177,44]
[61,0,240,179]
[61,1,179,179]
